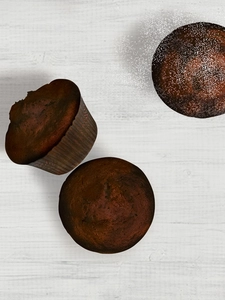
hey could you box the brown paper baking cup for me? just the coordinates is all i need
[29,97,97,175]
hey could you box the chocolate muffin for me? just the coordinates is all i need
[59,157,155,254]
[152,22,225,118]
[5,79,97,174]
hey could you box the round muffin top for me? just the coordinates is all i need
[152,22,225,118]
[59,157,155,254]
[5,79,80,164]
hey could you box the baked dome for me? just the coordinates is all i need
[5,79,80,164]
[59,157,155,253]
[152,22,225,118]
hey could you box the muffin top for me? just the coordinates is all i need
[5,79,80,164]
[59,157,155,254]
[152,22,225,118]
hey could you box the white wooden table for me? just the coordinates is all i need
[1,0,225,299]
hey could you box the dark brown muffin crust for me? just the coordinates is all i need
[59,157,155,254]
[152,22,225,118]
[5,79,80,164]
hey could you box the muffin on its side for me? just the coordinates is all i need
[59,157,155,254]
[5,79,97,174]
[152,22,225,118]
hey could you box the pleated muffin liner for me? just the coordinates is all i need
[29,97,97,175]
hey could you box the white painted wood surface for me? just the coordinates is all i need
[1,0,225,298]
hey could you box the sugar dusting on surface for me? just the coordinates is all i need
[152,22,225,117]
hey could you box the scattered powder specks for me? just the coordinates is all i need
[117,10,198,92]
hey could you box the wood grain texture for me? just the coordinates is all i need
[1,0,225,299]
